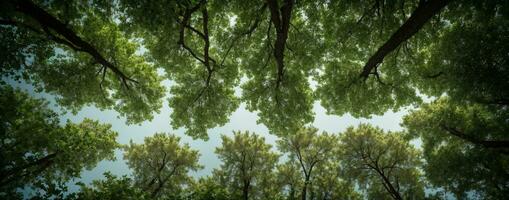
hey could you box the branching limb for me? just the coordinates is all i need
[10,0,138,88]
[360,0,452,79]
[440,124,509,150]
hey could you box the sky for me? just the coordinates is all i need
[11,78,414,193]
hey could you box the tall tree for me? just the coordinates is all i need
[214,131,279,200]
[277,127,337,200]
[403,98,509,198]
[0,86,119,198]
[338,124,424,200]
[123,133,202,199]
[398,3,509,197]
[117,0,241,139]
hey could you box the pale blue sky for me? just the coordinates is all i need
[10,78,414,193]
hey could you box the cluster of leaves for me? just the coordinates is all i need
[0,86,119,199]
[123,133,203,199]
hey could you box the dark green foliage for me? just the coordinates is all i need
[0,86,119,199]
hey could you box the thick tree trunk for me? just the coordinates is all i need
[360,0,452,79]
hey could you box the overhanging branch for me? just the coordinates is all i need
[440,124,509,150]
[11,0,138,88]
[360,0,452,79]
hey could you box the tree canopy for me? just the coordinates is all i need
[123,133,202,199]
[214,131,279,200]
[0,86,119,199]
[4,0,506,139]
[1,0,508,199]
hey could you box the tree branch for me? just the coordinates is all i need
[440,124,509,150]
[11,0,138,88]
[360,0,452,79]
[0,152,58,186]
[267,0,294,90]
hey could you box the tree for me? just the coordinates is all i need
[311,161,361,200]
[115,0,321,138]
[277,127,337,200]
[403,98,509,199]
[214,131,279,200]
[274,161,302,200]
[72,172,148,200]
[1,0,165,124]
[359,0,452,79]
[0,86,119,198]
[123,133,202,199]
[338,124,424,200]
[184,177,232,200]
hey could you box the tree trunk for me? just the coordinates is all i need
[375,169,403,200]
[267,0,295,89]
[301,176,310,200]
[243,179,250,200]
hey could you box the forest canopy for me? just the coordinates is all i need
[1,0,508,199]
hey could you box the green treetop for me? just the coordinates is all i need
[123,133,202,199]
[338,124,424,200]
[214,131,279,200]
[403,98,509,199]
[277,127,338,200]
[0,85,119,199]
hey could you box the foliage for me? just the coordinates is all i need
[214,131,279,200]
[311,161,362,200]
[277,127,339,200]
[403,98,509,199]
[184,177,231,200]
[123,133,202,199]
[338,124,424,200]
[72,172,148,200]
[0,86,119,199]
[1,0,508,199]
[0,0,165,124]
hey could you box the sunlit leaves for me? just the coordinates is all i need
[123,133,202,198]
[74,172,149,200]
[339,124,424,200]
[214,131,279,199]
